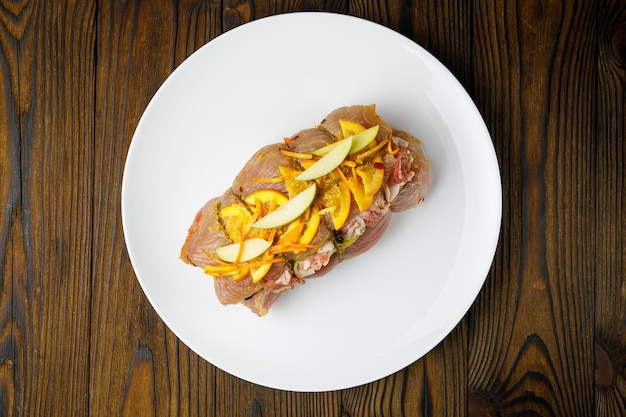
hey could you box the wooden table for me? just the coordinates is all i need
[1,1,624,415]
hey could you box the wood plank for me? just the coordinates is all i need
[0,0,622,416]
[468,1,596,415]
[595,0,626,415]
[0,0,95,415]
[173,0,223,67]
[212,370,344,417]
[91,1,218,416]
[253,0,348,18]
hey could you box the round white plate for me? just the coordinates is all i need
[122,12,501,392]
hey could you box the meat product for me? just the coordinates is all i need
[180,105,430,316]
[180,197,230,267]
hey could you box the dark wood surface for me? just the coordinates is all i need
[1,1,624,416]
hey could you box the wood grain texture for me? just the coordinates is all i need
[1,0,624,416]
[468,1,597,415]
[596,0,626,415]
[91,1,209,416]
[0,1,95,416]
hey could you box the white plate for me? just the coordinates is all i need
[122,12,501,392]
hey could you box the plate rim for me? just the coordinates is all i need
[121,11,502,392]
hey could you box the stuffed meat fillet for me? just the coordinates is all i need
[180,104,430,316]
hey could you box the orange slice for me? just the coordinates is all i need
[278,166,311,197]
[346,175,375,212]
[277,220,305,245]
[320,177,351,230]
[231,268,250,282]
[339,119,366,137]
[299,159,315,170]
[356,155,385,196]
[219,203,254,242]
[244,189,289,210]
[298,208,321,245]
[250,263,272,283]
[203,264,239,276]
[240,190,290,239]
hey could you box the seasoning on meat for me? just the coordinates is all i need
[180,104,430,316]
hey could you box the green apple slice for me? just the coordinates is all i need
[296,137,353,181]
[215,238,272,263]
[311,125,380,156]
[348,125,379,153]
[252,183,317,229]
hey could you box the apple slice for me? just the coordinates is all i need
[252,183,317,229]
[296,137,353,181]
[311,125,379,157]
[215,238,272,263]
[348,125,380,154]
